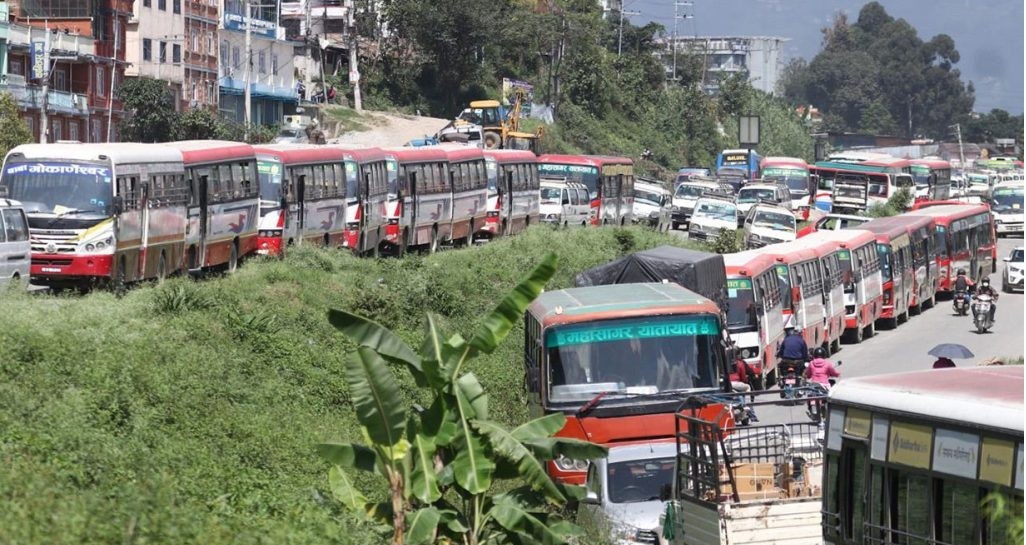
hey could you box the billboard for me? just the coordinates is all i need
[31,41,47,80]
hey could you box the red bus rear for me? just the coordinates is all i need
[481,149,539,237]
[537,155,634,226]
[723,250,787,385]
[886,214,939,312]
[856,218,917,327]
[334,147,391,255]
[906,203,997,291]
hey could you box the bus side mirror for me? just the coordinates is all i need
[112,195,124,215]
[583,490,600,504]
[659,483,672,501]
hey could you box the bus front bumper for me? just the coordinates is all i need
[31,253,113,285]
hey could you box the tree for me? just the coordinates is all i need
[176,107,221,140]
[117,77,179,142]
[0,92,33,157]
[859,99,898,135]
[318,253,605,545]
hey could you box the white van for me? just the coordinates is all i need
[539,179,590,227]
[632,179,672,232]
[687,194,738,242]
[671,178,723,229]
[0,199,31,286]
[742,203,797,249]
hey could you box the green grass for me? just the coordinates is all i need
[0,226,697,544]
[322,106,379,133]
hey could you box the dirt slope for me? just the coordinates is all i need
[324,108,449,148]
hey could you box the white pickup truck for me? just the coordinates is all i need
[663,393,826,545]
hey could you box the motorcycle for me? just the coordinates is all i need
[806,361,842,424]
[972,294,994,333]
[777,359,807,401]
[953,290,970,316]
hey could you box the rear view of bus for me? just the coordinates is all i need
[481,149,539,237]
[858,217,917,328]
[524,283,729,484]
[805,229,883,343]
[761,156,814,218]
[1,143,188,290]
[822,366,1023,545]
[538,155,634,226]
[908,203,997,290]
[723,250,786,386]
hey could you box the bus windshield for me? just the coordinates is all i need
[538,164,599,199]
[545,314,720,403]
[726,277,758,332]
[386,158,399,196]
[877,243,893,282]
[485,159,498,196]
[344,160,359,200]
[837,249,855,293]
[2,161,113,217]
[775,264,793,311]
[762,167,810,195]
[991,187,1023,212]
[257,159,282,200]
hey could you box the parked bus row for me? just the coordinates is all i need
[0,142,639,290]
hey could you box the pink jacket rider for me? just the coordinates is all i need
[804,357,840,386]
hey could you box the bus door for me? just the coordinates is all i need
[186,168,209,270]
[793,259,825,348]
[503,168,515,234]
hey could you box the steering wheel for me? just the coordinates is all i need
[617,485,649,502]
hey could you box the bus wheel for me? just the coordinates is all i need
[156,252,167,283]
[850,324,864,344]
[465,221,474,246]
[227,241,239,274]
[371,230,381,258]
[396,228,408,258]
[831,338,841,354]
[864,321,875,339]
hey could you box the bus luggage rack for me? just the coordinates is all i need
[673,390,826,503]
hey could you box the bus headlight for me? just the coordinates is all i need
[554,455,589,471]
[78,235,114,254]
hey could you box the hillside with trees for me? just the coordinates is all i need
[778,1,975,140]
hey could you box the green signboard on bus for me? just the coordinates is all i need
[545,316,719,348]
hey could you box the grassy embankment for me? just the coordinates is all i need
[0,226,695,544]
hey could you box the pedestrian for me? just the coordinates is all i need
[932,357,956,369]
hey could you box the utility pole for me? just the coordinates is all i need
[670,1,692,82]
[244,0,253,137]
[951,123,966,169]
[106,14,119,142]
[616,1,640,56]
[347,0,362,111]
[39,24,51,144]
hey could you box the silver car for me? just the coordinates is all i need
[580,440,677,545]
[0,199,30,286]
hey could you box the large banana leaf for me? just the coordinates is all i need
[328,466,369,513]
[509,412,566,441]
[489,493,573,545]
[328,309,424,379]
[522,436,608,460]
[471,419,564,504]
[345,346,406,447]
[405,507,441,545]
[455,373,489,420]
[316,442,378,473]
[451,420,494,494]
[467,253,557,354]
[421,313,468,389]
[408,433,441,503]
[420,396,458,446]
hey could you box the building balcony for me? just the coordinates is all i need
[6,23,95,57]
[2,75,91,115]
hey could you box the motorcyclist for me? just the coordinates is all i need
[804,347,840,386]
[778,327,810,373]
[974,277,999,321]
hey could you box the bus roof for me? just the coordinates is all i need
[5,143,183,165]
[336,147,389,163]
[442,146,485,163]
[781,231,849,256]
[860,156,912,167]
[166,140,255,164]
[528,282,719,325]
[909,158,951,169]
[384,147,449,163]
[482,149,537,164]
[906,204,991,223]
[537,154,633,168]
[253,145,348,164]
[799,228,877,250]
[752,244,820,266]
[881,214,935,232]
[831,366,1023,433]
[722,250,779,277]
[760,156,809,169]
[858,217,913,240]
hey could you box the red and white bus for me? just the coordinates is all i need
[889,214,939,313]
[758,245,833,354]
[722,250,786,386]
[252,145,348,254]
[481,149,540,237]
[167,141,260,273]
[908,203,997,291]
[537,155,634,226]
[337,147,392,256]
[785,234,851,353]
[442,146,489,247]
[385,147,451,253]
[1,143,188,290]
[760,156,814,218]
[857,217,917,328]
[525,282,730,484]
[909,158,952,201]
[802,229,883,343]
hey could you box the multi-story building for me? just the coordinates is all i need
[218,0,297,125]
[657,35,787,96]
[1,0,133,142]
[126,0,218,110]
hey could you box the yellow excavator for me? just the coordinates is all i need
[437,90,544,153]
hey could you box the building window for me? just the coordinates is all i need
[158,0,166,10]
[173,0,181,14]
[159,41,168,63]
[10,57,24,77]
[143,38,152,61]
[271,53,278,75]
[232,46,240,73]
[52,120,62,142]
[220,40,229,69]
[207,33,214,56]
[24,117,35,139]
[173,44,181,64]
[54,66,67,91]
[258,51,266,74]
[69,121,79,142]
[91,119,102,143]
[96,66,106,97]
[143,0,150,6]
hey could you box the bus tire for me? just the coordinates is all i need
[227,240,239,274]
[156,251,167,283]
[465,221,474,246]
[113,256,127,297]
[864,321,875,338]
[429,225,439,254]
[371,229,381,258]
[831,337,841,354]
[396,228,408,258]
[849,325,863,344]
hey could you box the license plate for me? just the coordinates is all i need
[977,303,990,311]
[784,378,797,385]
[41,267,62,273]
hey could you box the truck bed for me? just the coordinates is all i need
[678,495,822,545]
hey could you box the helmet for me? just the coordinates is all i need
[981,277,990,287]
[813,347,827,358]
[957,269,966,276]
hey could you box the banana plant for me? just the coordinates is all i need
[318,253,607,545]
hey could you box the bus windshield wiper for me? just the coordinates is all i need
[47,208,96,226]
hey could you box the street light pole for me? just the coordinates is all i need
[244,0,252,137]
[40,25,51,144]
